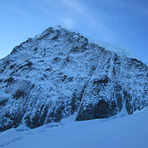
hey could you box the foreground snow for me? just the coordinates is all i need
[0,110,148,148]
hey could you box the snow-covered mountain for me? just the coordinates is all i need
[0,25,148,131]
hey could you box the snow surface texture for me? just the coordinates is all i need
[0,25,148,131]
[0,110,148,148]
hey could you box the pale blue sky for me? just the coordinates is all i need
[0,0,148,64]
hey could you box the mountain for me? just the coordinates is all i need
[0,25,148,131]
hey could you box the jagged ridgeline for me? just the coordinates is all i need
[0,25,148,131]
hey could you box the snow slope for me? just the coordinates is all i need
[0,110,148,148]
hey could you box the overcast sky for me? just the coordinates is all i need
[0,0,148,64]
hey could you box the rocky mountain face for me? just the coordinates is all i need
[0,25,148,131]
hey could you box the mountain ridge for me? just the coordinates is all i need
[36,25,136,58]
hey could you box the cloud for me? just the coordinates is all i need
[94,0,128,9]
[41,0,84,16]
[38,5,51,16]
[62,0,83,14]
[85,16,116,42]
[11,7,24,16]
[131,3,148,16]
[37,0,84,26]
[100,0,148,16]
[59,17,76,26]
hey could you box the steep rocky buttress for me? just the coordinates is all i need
[0,25,148,131]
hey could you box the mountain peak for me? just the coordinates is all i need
[0,25,148,131]
[34,25,136,59]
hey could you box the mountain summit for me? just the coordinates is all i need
[0,25,148,131]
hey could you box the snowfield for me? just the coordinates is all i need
[0,110,148,148]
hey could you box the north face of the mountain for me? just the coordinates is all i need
[0,25,148,131]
